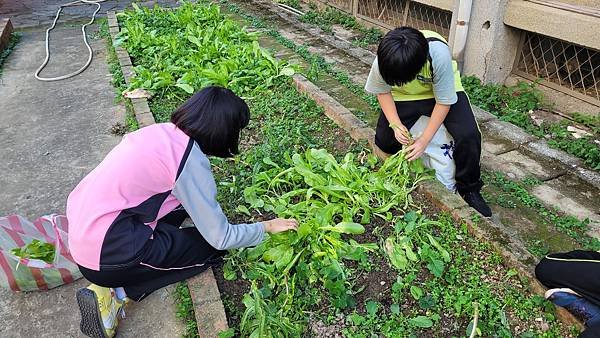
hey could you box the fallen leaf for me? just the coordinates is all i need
[122,88,153,99]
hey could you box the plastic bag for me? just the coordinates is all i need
[0,214,82,292]
[410,116,456,192]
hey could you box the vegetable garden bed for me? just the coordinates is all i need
[113,2,577,337]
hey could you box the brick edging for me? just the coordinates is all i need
[107,10,229,337]
[107,11,155,128]
[0,18,14,54]
[292,73,583,330]
[253,0,600,190]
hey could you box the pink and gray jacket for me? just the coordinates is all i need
[66,123,264,271]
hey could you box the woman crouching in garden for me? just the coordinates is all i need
[67,86,297,338]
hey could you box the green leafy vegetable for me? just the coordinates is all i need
[11,239,55,264]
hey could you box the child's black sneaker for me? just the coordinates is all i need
[459,191,492,217]
[546,288,600,327]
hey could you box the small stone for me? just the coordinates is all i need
[535,317,543,322]
[380,281,385,286]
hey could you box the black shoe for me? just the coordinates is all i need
[460,191,492,217]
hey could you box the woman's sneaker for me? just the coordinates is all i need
[545,288,600,327]
[76,284,126,338]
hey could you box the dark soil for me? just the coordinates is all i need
[213,263,250,330]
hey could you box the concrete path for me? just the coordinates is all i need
[0,24,184,337]
[0,0,176,28]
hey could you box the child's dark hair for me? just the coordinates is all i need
[171,86,249,158]
[377,27,428,86]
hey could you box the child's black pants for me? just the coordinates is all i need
[78,208,225,301]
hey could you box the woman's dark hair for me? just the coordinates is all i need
[377,27,428,86]
[171,86,250,158]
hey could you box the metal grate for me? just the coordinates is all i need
[516,31,600,103]
[356,0,408,29]
[310,1,452,39]
[405,1,452,39]
[354,0,451,39]
[317,0,353,12]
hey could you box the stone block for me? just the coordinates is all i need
[107,12,118,28]
[187,268,229,337]
[481,119,536,146]
[534,174,600,215]
[522,139,582,169]
[109,26,120,37]
[118,55,133,67]
[574,166,600,191]
[116,49,132,67]
[350,127,375,142]
[136,112,155,127]
[472,106,497,123]
[452,206,538,269]
[417,179,467,212]
[532,185,595,221]
[490,150,566,181]
[131,98,151,115]
[482,133,518,155]
[121,65,136,85]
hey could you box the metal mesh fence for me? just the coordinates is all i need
[515,31,600,103]
[356,0,408,29]
[319,0,353,12]
[353,0,451,39]
[311,1,452,39]
[405,1,452,39]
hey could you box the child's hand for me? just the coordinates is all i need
[263,218,298,234]
[405,137,428,161]
[391,123,411,145]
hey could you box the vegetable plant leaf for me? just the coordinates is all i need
[409,315,433,328]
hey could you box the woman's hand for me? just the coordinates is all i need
[263,218,298,234]
[405,137,429,161]
[391,123,411,145]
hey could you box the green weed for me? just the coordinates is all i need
[463,76,599,170]
[98,21,138,132]
[0,32,21,78]
[298,6,382,47]
[174,282,200,338]
[223,1,380,116]
[483,171,600,252]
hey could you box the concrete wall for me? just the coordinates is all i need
[461,0,522,84]
[413,0,454,11]
[552,0,600,8]
[504,0,600,51]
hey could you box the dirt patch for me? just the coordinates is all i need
[213,263,250,330]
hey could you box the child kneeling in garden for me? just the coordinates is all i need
[365,27,491,217]
[536,251,600,338]
[67,87,297,338]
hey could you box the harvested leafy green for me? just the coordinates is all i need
[11,239,56,264]
[224,149,432,336]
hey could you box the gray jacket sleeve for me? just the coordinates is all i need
[172,143,265,250]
